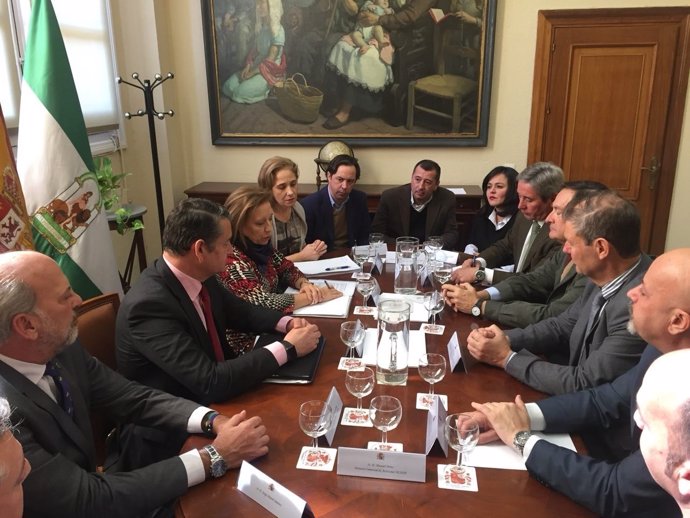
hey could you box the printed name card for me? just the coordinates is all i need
[325,386,343,446]
[447,331,462,372]
[336,447,426,482]
[237,461,307,518]
[425,396,448,455]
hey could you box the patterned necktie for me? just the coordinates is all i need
[44,360,74,418]
[199,285,225,362]
[516,221,540,273]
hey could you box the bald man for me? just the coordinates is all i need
[466,248,690,518]
[636,350,690,517]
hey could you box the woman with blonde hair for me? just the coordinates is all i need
[218,187,340,353]
[258,156,327,261]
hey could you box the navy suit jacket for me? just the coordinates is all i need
[301,187,370,249]
[528,345,679,517]
[0,342,198,518]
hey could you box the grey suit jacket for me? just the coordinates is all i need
[371,184,458,249]
[479,212,561,283]
[0,342,199,518]
[483,251,587,328]
[504,255,652,395]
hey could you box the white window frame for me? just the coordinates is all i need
[4,0,126,155]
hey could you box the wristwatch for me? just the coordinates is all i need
[471,300,482,317]
[281,339,298,361]
[513,430,533,455]
[474,267,486,282]
[203,444,228,478]
[201,411,219,436]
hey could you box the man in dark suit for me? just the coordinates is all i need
[117,198,321,406]
[469,247,690,518]
[371,159,458,249]
[0,250,270,518]
[442,181,607,327]
[466,190,649,396]
[301,154,370,250]
[452,161,563,285]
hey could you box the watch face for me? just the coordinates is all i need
[475,270,486,281]
[211,461,227,478]
[471,306,481,317]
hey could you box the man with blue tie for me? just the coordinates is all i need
[466,190,650,396]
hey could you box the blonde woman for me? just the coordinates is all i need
[258,156,327,261]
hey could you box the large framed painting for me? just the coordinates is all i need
[201,0,496,146]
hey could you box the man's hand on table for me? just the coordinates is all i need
[471,395,530,451]
[285,321,321,357]
[467,324,512,367]
[209,410,269,468]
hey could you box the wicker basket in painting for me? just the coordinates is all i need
[275,73,323,124]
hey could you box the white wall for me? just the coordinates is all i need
[109,0,690,265]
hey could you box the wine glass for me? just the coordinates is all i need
[369,233,385,264]
[352,245,369,267]
[345,367,375,411]
[340,320,365,358]
[424,237,442,262]
[356,277,375,309]
[444,413,479,475]
[369,395,402,445]
[423,291,444,332]
[432,263,453,291]
[299,400,332,448]
[418,353,447,397]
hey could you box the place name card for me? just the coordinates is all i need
[425,396,448,455]
[336,447,426,482]
[237,461,307,518]
[325,386,343,446]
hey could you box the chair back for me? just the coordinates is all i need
[75,292,121,468]
[75,292,120,370]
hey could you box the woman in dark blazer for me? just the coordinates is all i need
[463,166,519,254]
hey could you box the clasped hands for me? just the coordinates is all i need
[441,282,487,314]
[450,257,481,284]
[465,395,531,451]
[298,278,342,305]
[301,239,328,260]
[466,324,512,368]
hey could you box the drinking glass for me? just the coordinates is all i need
[352,245,370,268]
[345,367,375,410]
[418,353,447,396]
[340,320,365,358]
[369,395,402,444]
[444,413,479,475]
[356,277,375,308]
[432,263,453,290]
[423,291,444,331]
[299,400,332,448]
[424,237,442,262]
[369,233,385,263]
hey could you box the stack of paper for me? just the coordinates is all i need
[286,279,357,318]
[464,433,576,470]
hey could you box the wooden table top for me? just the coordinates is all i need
[177,262,594,518]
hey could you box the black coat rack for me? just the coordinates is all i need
[116,72,174,241]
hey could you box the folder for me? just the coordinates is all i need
[256,334,326,384]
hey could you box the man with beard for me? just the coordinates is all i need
[0,251,269,518]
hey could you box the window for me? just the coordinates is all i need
[1,0,123,152]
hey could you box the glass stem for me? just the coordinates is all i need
[382,430,388,444]
[429,383,435,396]
[456,451,462,467]
[356,397,362,410]
[362,294,366,307]
[313,437,318,448]
[431,311,436,328]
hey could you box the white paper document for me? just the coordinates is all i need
[434,250,460,265]
[237,461,307,518]
[448,187,467,195]
[286,280,356,318]
[361,328,427,367]
[294,256,360,276]
[464,433,576,471]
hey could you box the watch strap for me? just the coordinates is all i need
[201,411,219,436]
[203,444,228,478]
[281,339,298,361]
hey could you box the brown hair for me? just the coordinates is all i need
[257,156,300,191]
[224,186,273,249]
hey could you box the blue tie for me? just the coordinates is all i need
[44,360,74,418]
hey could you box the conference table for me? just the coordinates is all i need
[176,260,594,518]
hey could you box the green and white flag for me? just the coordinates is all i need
[17,0,121,299]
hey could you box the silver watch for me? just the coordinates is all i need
[474,268,486,282]
[471,300,482,317]
[203,444,228,478]
[513,430,533,455]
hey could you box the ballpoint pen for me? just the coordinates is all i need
[471,254,477,267]
[324,281,334,289]
[325,265,350,271]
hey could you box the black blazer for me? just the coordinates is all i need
[0,342,199,518]
[116,258,284,405]
[301,186,371,249]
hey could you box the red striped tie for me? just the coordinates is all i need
[199,286,225,362]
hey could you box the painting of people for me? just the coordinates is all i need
[201,0,496,145]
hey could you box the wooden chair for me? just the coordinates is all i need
[406,19,479,132]
[75,292,121,467]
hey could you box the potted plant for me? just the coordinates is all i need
[94,156,144,235]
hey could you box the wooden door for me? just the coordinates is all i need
[528,8,690,254]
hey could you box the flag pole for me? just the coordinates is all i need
[117,72,174,242]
